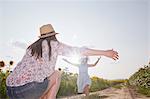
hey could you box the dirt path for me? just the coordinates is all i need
[57,87,149,99]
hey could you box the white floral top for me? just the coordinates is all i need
[6,40,85,87]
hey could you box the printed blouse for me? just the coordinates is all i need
[6,40,86,86]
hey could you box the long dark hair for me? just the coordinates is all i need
[28,35,58,60]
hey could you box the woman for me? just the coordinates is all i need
[63,57,101,96]
[6,24,119,99]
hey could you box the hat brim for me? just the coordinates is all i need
[39,33,59,38]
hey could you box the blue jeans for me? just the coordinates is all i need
[6,78,48,99]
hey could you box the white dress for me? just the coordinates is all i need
[77,63,91,93]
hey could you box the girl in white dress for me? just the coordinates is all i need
[63,57,100,96]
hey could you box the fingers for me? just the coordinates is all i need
[113,56,118,60]
[112,56,118,60]
[112,50,119,60]
[114,54,119,58]
[113,57,116,60]
[112,53,119,60]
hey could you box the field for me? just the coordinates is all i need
[0,61,150,99]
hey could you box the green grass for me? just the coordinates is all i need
[129,64,150,97]
[112,84,123,89]
[137,87,150,97]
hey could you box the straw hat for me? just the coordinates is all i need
[39,24,59,38]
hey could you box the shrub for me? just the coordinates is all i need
[129,63,150,96]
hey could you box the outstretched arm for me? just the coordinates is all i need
[88,57,101,67]
[57,42,119,60]
[62,58,80,66]
[82,49,119,60]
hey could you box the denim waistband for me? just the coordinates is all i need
[6,78,48,99]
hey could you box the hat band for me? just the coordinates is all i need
[41,31,55,36]
[39,31,58,38]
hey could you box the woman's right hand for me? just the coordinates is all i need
[104,49,119,60]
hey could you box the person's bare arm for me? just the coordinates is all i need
[88,57,101,67]
[82,49,119,60]
[62,58,80,66]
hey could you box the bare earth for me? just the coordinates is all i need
[57,87,149,99]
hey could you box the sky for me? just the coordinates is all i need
[0,0,149,79]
